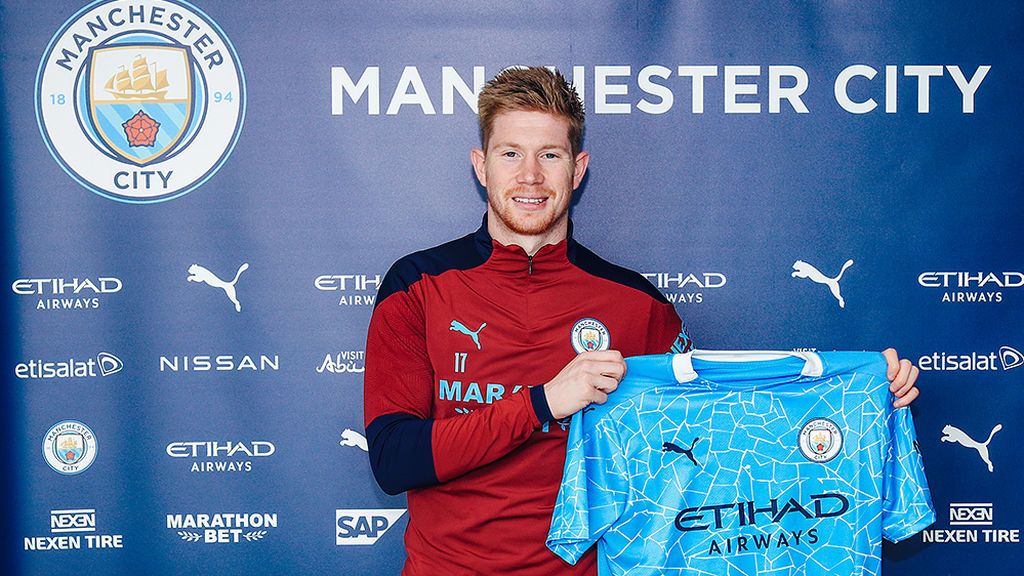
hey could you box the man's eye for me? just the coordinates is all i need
[502,151,518,158]
[542,153,560,159]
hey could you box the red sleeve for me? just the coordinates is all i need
[364,282,549,494]
[646,300,693,354]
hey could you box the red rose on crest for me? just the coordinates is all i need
[122,110,161,147]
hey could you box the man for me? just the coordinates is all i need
[363,67,919,575]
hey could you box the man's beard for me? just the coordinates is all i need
[488,185,569,236]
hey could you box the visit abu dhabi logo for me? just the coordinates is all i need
[35,0,245,203]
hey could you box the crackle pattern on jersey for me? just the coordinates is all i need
[547,352,934,576]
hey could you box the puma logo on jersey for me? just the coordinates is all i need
[339,428,368,452]
[663,437,701,466]
[188,262,249,312]
[942,423,1001,472]
[792,259,854,308]
[450,320,486,350]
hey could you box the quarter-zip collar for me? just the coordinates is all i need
[473,214,577,276]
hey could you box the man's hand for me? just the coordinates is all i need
[544,350,627,420]
[883,348,920,408]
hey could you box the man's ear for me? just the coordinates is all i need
[572,151,589,190]
[471,148,487,187]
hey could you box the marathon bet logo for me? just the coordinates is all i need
[917,271,1023,303]
[317,350,365,374]
[314,274,381,306]
[36,0,246,203]
[16,352,123,380]
[158,353,279,372]
[11,276,122,310]
[24,508,124,551]
[921,502,1020,544]
[168,513,277,544]
[641,272,727,304]
[166,440,275,473]
[336,509,406,545]
[919,346,1024,371]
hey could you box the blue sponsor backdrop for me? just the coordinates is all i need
[3,1,1021,574]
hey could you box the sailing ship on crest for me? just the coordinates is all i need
[104,55,169,100]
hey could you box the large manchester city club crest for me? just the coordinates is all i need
[87,45,194,166]
[36,0,245,203]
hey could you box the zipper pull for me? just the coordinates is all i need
[528,255,533,275]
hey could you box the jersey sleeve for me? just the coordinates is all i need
[547,412,629,565]
[881,405,936,542]
[646,300,693,354]
[364,261,550,495]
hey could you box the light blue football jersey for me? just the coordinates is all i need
[547,351,934,576]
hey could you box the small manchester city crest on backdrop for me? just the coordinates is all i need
[43,420,98,475]
[35,0,245,203]
[570,318,610,353]
[798,418,843,463]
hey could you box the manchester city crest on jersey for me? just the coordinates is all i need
[798,418,842,462]
[570,318,610,353]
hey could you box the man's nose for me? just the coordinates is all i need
[517,156,543,185]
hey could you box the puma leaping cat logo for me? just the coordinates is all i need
[942,424,1002,473]
[792,259,854,308]
[450,320,486,350]
[339,428,369,452]
[662,437,701,466]
[187,263,249,312]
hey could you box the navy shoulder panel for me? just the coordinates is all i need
[569,241,669,304]
[375,231,490,307]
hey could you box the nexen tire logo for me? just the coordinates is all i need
[335,509,406,545]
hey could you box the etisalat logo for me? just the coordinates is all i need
[317,350,365,374]
[16,352,123,380]
[11,276,122,311]
[166,440,276,473]
[24,509,124,551]
[674,493,850,556]
[314,274,381,306]
[167,513,277,544]
[641,272,727,304]
[918,271,1023,303]
[919,346,1024,372]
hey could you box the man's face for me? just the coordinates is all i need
[471,110,589,247]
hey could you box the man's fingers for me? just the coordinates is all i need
[894,365,919,397]
[893,386,919,408]
[889,358,913,393]
[591,374,619,394]
[589,391,609,406]
[882,348,899,380]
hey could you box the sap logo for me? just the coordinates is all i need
[50,509,96,533]
[950,503,993,527]
[792,259,854,308]
[336,509,406,545]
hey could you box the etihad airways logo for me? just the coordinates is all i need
[918,271,1023,303]
[919,346,1023,371]
[166,440,276,474]
[16,352,123,379]
[642,272,727,304]
[12,276,122,311]
[315,274,381,306]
